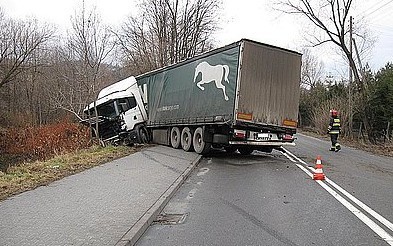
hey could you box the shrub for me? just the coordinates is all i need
[0,122,91,162]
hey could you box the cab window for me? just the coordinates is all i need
[117,97,137,112]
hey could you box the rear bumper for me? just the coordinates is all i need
[229,141,295,147]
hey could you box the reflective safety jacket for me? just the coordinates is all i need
[328,117,341,134]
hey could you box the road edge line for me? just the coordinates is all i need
[283,147,393,232]
[325,177,393,232]
[281,148,393,244]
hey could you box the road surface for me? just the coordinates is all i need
[137,133,393,245]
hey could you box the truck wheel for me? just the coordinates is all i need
[138,126,149,144]
[136,125,149,144]
[181,127,194,152]
[238,147,253,155]
[170,127,181,149]
[193,127,211,155]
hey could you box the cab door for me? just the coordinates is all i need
[117,97,144,131]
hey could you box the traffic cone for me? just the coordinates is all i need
[313,155,325,180]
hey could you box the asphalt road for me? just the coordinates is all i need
[136,133,393,245]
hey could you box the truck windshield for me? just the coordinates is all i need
[85,97,137,118]
[95,101,117,118]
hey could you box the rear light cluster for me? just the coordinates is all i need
[233,129,246,139]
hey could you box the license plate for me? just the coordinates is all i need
[253,133,271,141]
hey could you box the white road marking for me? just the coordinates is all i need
[325,177,393,233]
[197,167,210,176]
[281,151,297,163]
[186,188,198,200]
[283,148,393,232]
[281,148,393,245]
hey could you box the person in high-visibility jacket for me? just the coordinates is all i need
[327,109,341,152]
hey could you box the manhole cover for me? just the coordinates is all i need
[153,213,188,225]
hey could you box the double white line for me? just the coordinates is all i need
[281,148,393,245]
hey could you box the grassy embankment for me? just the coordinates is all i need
[0,144,141,201]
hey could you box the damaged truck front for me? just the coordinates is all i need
[81,77,150,145]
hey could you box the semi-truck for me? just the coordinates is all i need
[83,39,302,155]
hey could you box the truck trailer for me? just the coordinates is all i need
[84,39,302,155]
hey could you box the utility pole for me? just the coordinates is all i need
[348,16,353,135]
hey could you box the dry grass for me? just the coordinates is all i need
[0,144,144,201]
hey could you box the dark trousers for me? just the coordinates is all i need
[330,134,339,147]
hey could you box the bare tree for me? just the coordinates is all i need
[45,44,83,118]
[0,9,55,127]
[0,9,54,88]
[276,0,372,85]
[71,3,114,141]
[43,42,116,124]
[43,3,114,141]
[115,0,221,74]
[166,0,219,62]
[49,4,114,116]
[301,48,324,89]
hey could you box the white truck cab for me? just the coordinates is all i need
[83,76,149,145]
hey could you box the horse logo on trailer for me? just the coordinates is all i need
[193,61,230,101]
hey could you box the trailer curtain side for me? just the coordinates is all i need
[136,45,241,127]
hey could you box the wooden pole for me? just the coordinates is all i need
[348,16,353,136]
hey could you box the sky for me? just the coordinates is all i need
[0,0,392,80]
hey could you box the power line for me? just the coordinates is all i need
[368,10,393,23]
[360,0,390,15]
[370,23,393,31]
[363,0,393,17]
[357,2,393,40]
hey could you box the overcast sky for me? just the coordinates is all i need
[1,0,392,79]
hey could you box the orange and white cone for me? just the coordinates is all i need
[313,155,325,180]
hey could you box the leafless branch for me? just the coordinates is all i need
[276,0,374,86]
[0,13,54,88]
[115,0,221,73]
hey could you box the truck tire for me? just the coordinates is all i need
[193,127,211,155]
[181,127,194,152]
[170,127,181,149]
[136,125,149,144]
[238,147,253,155]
